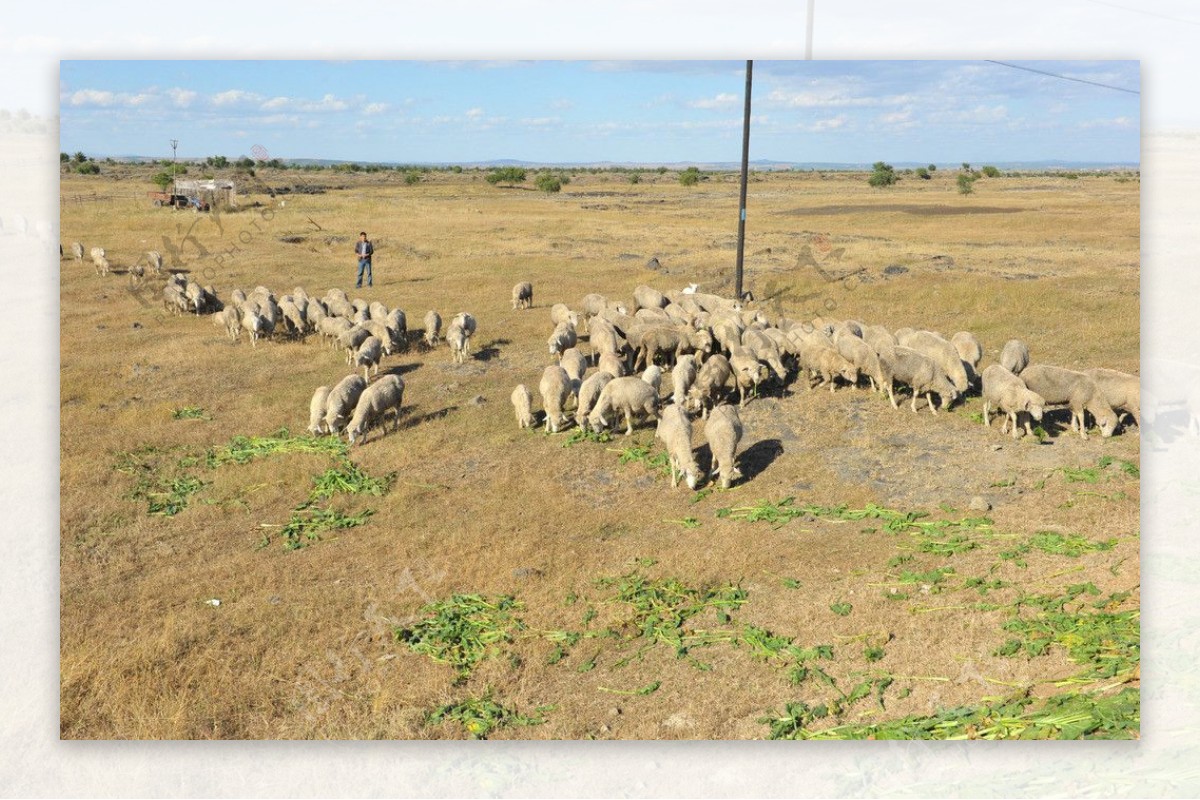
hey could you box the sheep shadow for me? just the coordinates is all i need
[737,438,785,482]
[381,362,423,377]
[473,338,511,362]
[399,405,458,430]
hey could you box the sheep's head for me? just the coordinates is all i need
[1093,403,1119,437]
[1025,392,1046,421]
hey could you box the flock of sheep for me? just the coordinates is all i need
[508,280,1141,491]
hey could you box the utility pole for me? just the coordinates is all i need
[734,60,753,301]
[170,139,179,194]
[806,0,815,59]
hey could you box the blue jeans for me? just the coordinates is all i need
[356,258,372,287]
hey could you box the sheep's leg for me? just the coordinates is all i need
[624,409,634,436]
[983,401,990,427]
[911,393,919,413]
[887,384,898,409]
[928,393,937,415]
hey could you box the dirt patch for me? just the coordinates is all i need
[784,204,1025,216]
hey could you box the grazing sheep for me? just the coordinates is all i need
[642,364,663,396]
[729,347,769,404]
[587,317,621,363]
[1021,364,1119,438]
[241,308,267,346]
[216,304,242,342]
[835,332,889,398]
[539,365,572,433]
[580,293,608,322]
[882,347,959,413]
[898,330,970,394]
[512,282,533,310]
[655,404,701,489]
[355,335,383,379]
[384,308,407,347]
[576,371,615,431]
[361,319,395,355]
[548,321,578,358]
[982,364,1046,439]
[89,246,106,266]
[338,325,375,364]
[446,322,469,364]
[308,385,332,435]
[672,355,699,406]
[320,316,354,349]
[230,288,247,306]
[147,250,164,275]
[1083,367,1140,428]
[423,310,442,347]
[1000,339,1031,376]
[806,346,858,393]
[598,351,629,379]
[588,376,661,436]
[951,331,984,379]
[94,256,110,276]
[550,303,579,329]
[704,404,744,489]
[368,301,389,321]
[128,263,145,286]
[740,331,788,385]
[635,325,714,371]
[324,373,368,436]
[279,299,308,339]
[634,285,669,311]
[862,324,898,355]
[686,354,733,418]
[512,384,535,429]
[450,312,477,357]
[71,242,84,263]
[560,347,588,386]
[346,374,405,445]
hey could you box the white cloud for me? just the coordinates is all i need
[689,92,740,109]
[211,89,262,106]
[363,102,388,115]
[465,107,485,119]
[68,89,115,106]
[550,98,574,111]
[521,116,560,127]
[808,115,848,132]
[165,88,196,108]
[261,96,290,110]
[1080,116,1135,130]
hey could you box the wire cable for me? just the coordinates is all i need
[985,60,1140,95]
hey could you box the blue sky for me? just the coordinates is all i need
[58,60,1140,165]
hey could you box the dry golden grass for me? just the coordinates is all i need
[60,165,1139,739]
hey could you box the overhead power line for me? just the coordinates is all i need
[1081,0,1200,28]
[985,60,1140,95]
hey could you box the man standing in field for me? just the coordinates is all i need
[355,231,374,288]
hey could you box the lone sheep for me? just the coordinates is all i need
[655,404,701,489]
[704,404,744,489]
[511,384,535,429]
[423,310,442,347]
[512,282,533,310]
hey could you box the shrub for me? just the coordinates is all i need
[981,165,1001,178]
[60,152,69,163]
[151,172,173,189]
[485,167,527,186]
[868,161,898,187]
[404,170,422,186]
[450,165,463,174]
[679,167,702,186]
[957,173,976,195]
[928,163,937,172]
[73,151,88,164]
[629,172,641,184]
[915,167,931,180]
[535,173,562,193]
[207,155,229,168]
[76,162,100,175]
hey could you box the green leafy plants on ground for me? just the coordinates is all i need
[395,594,526,682]
[426,691,549,739]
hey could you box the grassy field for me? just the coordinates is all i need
[60,165,1140,739]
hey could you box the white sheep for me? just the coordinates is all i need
[423,310,442,347]
[729,347,768,404]
[550,303,579,329]
[89,246,106,267]
[547,321,578,358]
[71,242,84,264]
[215,304,242,342]
[1083,367,1140,428]
[512,384,535,429]
[882,347,959,413]
[324,373,369,436]
[147,250,164,275]
[686,354,733,418]
[897,330,970,394]
[576,371,615,431]
[94,256,110,276]
[982,364,1046,439]
[339,325,374,364]
[449,312,477,361]
[642,364,664,396]
[1000,339,1031,376]
[512,282,533,310]
[704,403,744,489]
[598,351,629,379]
[347,375,405,445]
[446,321,469,364]
[1020,364,1118,438]
[655,404,701,489]
[539,365,572,433]
[560,347,588,386]
[355,335,384,379]
[951,331,984,379]
[308,385,332,435]
[672,355,698,406]
[385,309,407,350]
[835,332,890,400]
[634,285,669,311]
[588,376,661,436]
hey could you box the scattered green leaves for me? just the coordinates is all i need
[426,692,549,739]
[395,594,525,682]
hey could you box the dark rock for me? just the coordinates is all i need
[968,496,992,513]
[882,264,909,276]
[646,257,662,270]
[512,567,543,579]
[131,322,142,329]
